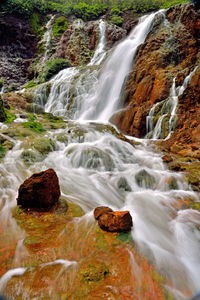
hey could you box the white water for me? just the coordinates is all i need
[43,11,165,121]
[0,86,4,95]
[147,66,199,140]
[0,10,200,300]
[44,19,107,117]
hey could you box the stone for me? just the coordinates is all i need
[162,155,173,163]
[17,168,60,210]
[135,169,156,189]
[94,206,113,220]
[98,211,133,232]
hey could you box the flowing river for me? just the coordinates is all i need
[0,10,200,300]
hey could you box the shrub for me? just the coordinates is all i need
[30,13,41,36]
[43,58,70,81]
[73,2,106,20]
[52,16,69,37]
[110,15,123,26]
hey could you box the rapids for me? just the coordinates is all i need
[0,10,200,300]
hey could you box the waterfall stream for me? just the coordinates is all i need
[0,10,200,300]
[146,66,199,140]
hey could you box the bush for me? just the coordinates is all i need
[30,13,41,36]
[73,2,106,20]
[110,15,123,26]
[52,16,69,37]
[43,58,70,81]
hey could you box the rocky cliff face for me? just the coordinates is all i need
[0,14,38,89]
[111,4,200,143]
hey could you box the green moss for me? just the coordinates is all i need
[52,16,69,37]
[4,109,16,123]
[116,232,132,243]
[43,58,70,81]
[28,113,36,121]
[42,112,64,123]
[23,121,45,133]
[24,81,38,89]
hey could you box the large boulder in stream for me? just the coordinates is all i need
[95,207,133,232]
[17,168,60,210]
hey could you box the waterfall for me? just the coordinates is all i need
[146,66,199,140]
[1,10,200,300]
[43,11,165,121]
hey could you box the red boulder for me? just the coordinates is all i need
[98,211,133,233]
[94,206,113,220]
[17,168,60,210]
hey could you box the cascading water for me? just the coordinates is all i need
[0,10,200,300]
[146,66,199,140]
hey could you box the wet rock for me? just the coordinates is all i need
[117,177,132,192]
[135,169,156,189]
[67,145,115,171]
[33,138,56,155]
[98,211,133,232]
[162,155,173,163]
[94,206,113,220]
[17,168,60,210]
[80,261,109,282]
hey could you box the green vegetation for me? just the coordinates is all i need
[0,145,6,159]
[42,112,64,123]
[52,16,69,37]
[4,109,16,123]
[23,121,46,133]
[0,0,190,20]
[43,58,70,81]
[0,78,4,88]
[24,81,38,89]
[28,113,36,121]
[30,12,41,36]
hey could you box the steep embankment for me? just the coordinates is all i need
[111,4,200,148]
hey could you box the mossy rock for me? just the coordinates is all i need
[42,112,64,123]
[20,149,43,165]
[67,145,115,171]
[33,137,56,155]
[135,169,156,189]
[167,176,178,190]
[117,177,132,192]
[23,121,45,134]
[80,261,109,283]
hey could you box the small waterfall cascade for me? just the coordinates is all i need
[146,66,198,140]
[0,85,4,95]
[40,15,55,64]
[0,10,200,300]
[42,19,107,118]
